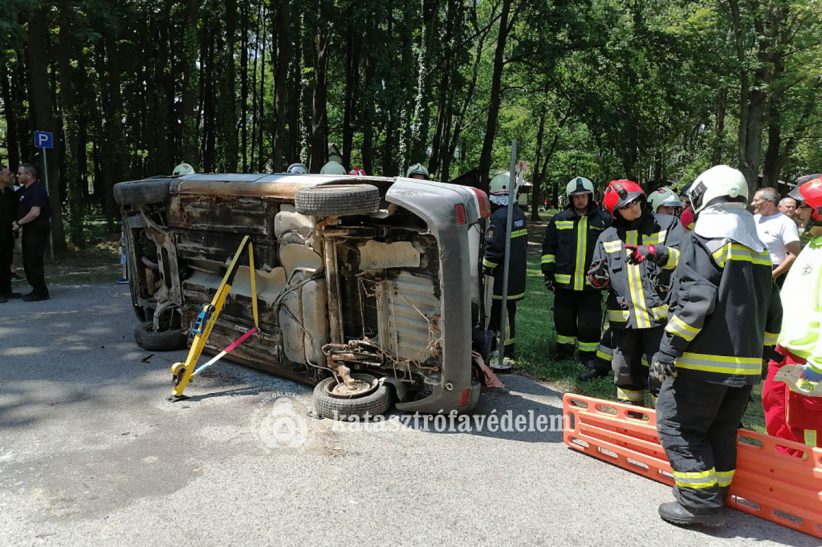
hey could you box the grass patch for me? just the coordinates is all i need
[514,255,766,432]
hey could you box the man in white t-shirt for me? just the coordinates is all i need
[751,187,800,286]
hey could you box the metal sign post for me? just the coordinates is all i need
[33,131,54,260]
[497,140,517,371]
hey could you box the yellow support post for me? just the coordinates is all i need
[170,236,256,399]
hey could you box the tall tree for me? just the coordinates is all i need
[26,6,66,254]
[478,0,514,188]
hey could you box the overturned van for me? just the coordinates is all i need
[113,173,493,416]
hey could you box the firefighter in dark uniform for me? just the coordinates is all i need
[13,163,51,301]
[482,172,527,371]
[651,165,782,527]
[541,176,611,377]
[0,164,19,302]
[587,179,686,406]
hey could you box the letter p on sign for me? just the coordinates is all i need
[34,130,54,149]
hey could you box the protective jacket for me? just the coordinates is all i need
[777,235,822,373]
[541,203,610,291]
[658,234,783,387]
[482,204,527,300]
[591,213,685,330]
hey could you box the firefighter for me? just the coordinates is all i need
[173,162,195,176]
[541,177,611,376]
[651,165,783,527]
[762,175,822,450]
[406,163,429,180]
[587,179,685,405]
[648,187,684,217]
[482,172,527,371]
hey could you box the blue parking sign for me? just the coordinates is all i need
[34,130,54,149]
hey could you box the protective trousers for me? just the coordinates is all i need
[0,228,13,294]
[612,327,663,404]
[656,376,752,513]
[22,220,50,296]
[594,327,614,374]
[489,299,517,357]
[553,288,601,360]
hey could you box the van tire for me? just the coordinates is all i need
[313,373,393,420]
[114,178,172,206]
[295,184,380,217]
[134,321,188,352]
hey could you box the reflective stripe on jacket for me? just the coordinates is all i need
[659,234,783,387]
[541,205,611,291]
[591,213,685,329]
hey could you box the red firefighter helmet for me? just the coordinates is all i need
[602,179,646,217]
[797,175,822,222]
[348,167,367,176]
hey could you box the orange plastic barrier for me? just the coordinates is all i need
[563,393,822,539]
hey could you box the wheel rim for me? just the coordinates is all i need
[325,375,378,399]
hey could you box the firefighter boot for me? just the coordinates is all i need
[577,358,611,381]
[658,501,725,528]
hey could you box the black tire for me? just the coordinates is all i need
[295,184,380,217]
[133,321,188,352]
[313,373,393,420]
[114,178,172,206]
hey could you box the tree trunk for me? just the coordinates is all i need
[216,0,238,172]
[26,7,66,254]
[240,0,249,172]
[442,3,487,182]
[409,0,440,163]
[57,0,85,248]
[1,52,21,168]
[273,0,292,172]
[477,0,513,189]
[180,0,200,168]
[257,10,267,170]
[309,28,329,173]
[530,112,546,221]
[202,21,216,171]
[341,29,361,170]
[710,87,727,165]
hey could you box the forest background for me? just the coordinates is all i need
[1,0,820,252]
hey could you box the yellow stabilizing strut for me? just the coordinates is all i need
[170,235,260,399]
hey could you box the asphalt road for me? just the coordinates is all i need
[0,283,816,546]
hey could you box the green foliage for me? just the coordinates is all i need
[0,0,819,242]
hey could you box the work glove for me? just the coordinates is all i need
[625,244,669,266]
[650,351,677,383]
[543,274,554,292]
[482,266,495,278]
[587,260,609,289]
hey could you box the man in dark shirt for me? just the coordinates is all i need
[0,164,20,302]
[12,163,51,301]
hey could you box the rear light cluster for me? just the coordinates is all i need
[454,203,467,225]
[470,187,491,219]
[454,187,491,225]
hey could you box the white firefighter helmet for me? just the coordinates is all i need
[565,176,595,197]
[287,162,307,174]
[488,172,517,206]
[320,160,347,175]
[688,165,748,214]
[648,186,684,213]
[406,163,429,179]
[173,162,195,176]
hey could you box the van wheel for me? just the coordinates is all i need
[134,321,188,352]
[114,178,171,206]
[295,184,380,217]
[313,373,393,420]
